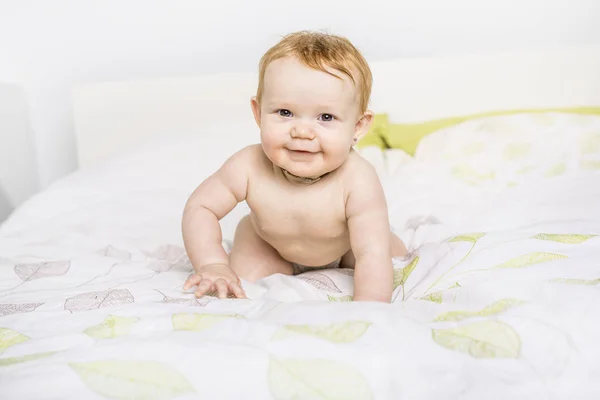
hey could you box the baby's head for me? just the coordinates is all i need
[251,31,373,180]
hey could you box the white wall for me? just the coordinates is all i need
[0,83,38,222]
[1,0,599,195]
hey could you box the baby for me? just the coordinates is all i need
[182,31,407,303]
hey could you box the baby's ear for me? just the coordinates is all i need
[353,110,374,143]
[250,97,261,127]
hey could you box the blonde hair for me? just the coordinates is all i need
[255,31,372,113]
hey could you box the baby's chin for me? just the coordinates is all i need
[264,148,343,178]
[279,161,338,179]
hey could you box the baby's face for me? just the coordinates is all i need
[252,56,367,179]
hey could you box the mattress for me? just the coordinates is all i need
[1,112,599,399]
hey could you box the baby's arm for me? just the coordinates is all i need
[345,164,394,303]
[181,146,253,298]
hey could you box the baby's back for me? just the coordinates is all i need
[245,145,364,267]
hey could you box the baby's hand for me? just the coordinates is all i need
[183,263,246,299]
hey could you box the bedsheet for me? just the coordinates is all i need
[1,115,600,399]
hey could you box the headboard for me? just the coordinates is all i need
[73,45,600,169]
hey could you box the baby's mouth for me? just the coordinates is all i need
[290,150,312,154]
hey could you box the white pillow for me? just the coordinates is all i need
[411,112,600,190]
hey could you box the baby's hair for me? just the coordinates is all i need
[255,30,373,113]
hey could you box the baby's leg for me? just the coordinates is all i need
[391,231,408,258]
[339,231,408,268]
[228,215,294,282]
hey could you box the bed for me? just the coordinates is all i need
[1,45,600,399]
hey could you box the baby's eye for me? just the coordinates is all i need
[320,113,335,122]
[278,109,292,117]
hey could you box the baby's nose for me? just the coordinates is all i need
[291,123,315,140]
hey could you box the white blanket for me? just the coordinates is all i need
[1,112,600,399]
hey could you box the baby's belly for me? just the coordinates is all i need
[250,213,350,266]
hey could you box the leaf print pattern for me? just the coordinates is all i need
[297,272,342,293]
[69,360,195,400]
[14,261,70,281]
[155,290,210,307]
[448,233,485,243]
[327,295,353,302]
[461,142,485,155]
[432,321,521,359]
[148,261,173,273]
[517,166,536,175]
[0,351,57,367]
[84,315,140,339]
[172,313,243,332]
[144,245,191,273]
[421,292,443,304]
[272,321,371,343]
[64,289,134,313]
[532,233,596,244]
[493,252,568,269]
[433,299,525,322]
[426,233,484,293]
[545,162,566,177]
[336,268,354,277]
[268,357,373,400]
[144,245,186,262]
[452,165,495,185]
[0,302,43,317]
[0,328,29,353]
[581,160,600,170]
[579,130,600,155]
[549,278,600,285]
[393,256,419,289]
[503,142,531,160]
[97,246,131,260]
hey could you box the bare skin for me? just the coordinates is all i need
[182,56,407,302]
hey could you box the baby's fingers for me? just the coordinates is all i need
[215,279,229,299]
[194,279,214,298]
[229,282,247,299]
[183,273,202,290]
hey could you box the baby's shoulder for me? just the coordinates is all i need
[340,150,379,179]
[223,144,265,168]
[338,150,383,193]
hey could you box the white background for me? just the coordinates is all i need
[0,0,599,211]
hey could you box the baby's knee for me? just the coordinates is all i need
[390,232,407,257]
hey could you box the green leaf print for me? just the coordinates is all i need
[517,166,536,175]
[448,232,485,243]
[544,163,566,177]
[433,299,525,322]
[549,278,600,285]
[0,351,58,367]
[272,321,370,343]
[84,315,140,339]
[432,321,521,359]
[0,328,29,353]
[503,142,531,160]
[268,357,372,400]
[69,360,195,400]
[327,295,353,302]
[426,233,484,294]
[493,252,567,269]
[461,142,486,155]
[172,313,243,332]
[421,292,443,304]
[532,233,596,244]
[393,256,419,289]
[579,131,600,155]
[581,160,600,170]
[452,165,494,185]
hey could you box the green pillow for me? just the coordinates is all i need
[358,107,600,156]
